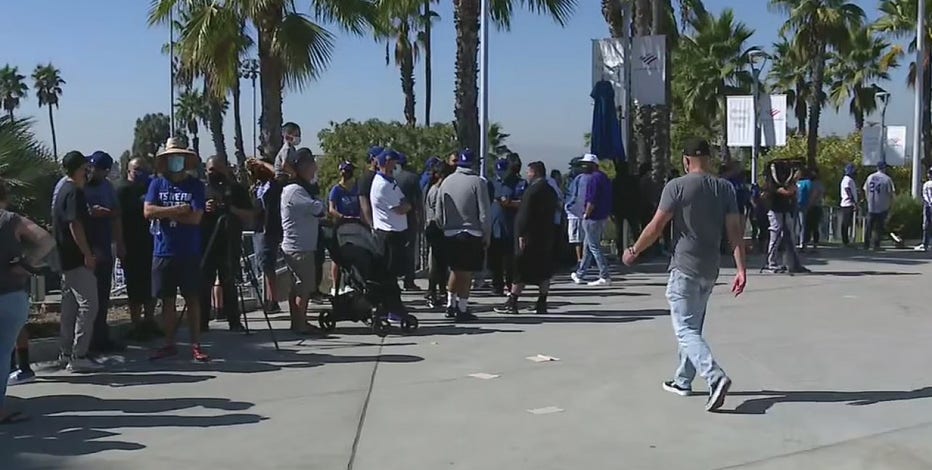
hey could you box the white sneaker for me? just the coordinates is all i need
[587,278,611,287]
[67,357,104,373]
[58,353,70,369]
[914,244,927,252]
[8,369,36,386]
[329,287,337,297]
[570,272,584,285]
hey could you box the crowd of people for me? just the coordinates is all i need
[0,121,926,420]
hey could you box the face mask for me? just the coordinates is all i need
[208,172,226,185]
[133,169,150,182]
[290,136,302,147]
[167,156,186,173]
[309,174,318,185]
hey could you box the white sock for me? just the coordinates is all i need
[457,298,469,312]
[447,292,456,308]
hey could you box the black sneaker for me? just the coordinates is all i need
[455,311,478,323]
[425,296,437,310]
[229,322,246,332]
[444,306,457,319]
[788,266,811,274]
[535,298,547,315]
[662,380,693,397]
[404,283,422,292]
[706,377,732,412]
[493,296,519,314]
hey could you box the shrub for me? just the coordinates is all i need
[887,193,923,239]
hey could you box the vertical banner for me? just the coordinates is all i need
[863,124,908,166]
[726,96,754,147]
[758,94,787,147]
[630,35,666,105]
[591,39,625,108]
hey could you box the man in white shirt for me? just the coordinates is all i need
[919,169,932,251]
[369,149,411,280]
[863,162,895,250]
[839,164,858,247]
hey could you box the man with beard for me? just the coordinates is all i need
[358,146,384,229]
[488,157,521,296]
[83,151,126,354]
[116,157,159,339]
[200,156,255,332]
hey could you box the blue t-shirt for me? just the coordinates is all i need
[329,183,361,218]
[145,176,206,258]
[797,179,812,208]
[83,179,119,259]
[490,175,520,239]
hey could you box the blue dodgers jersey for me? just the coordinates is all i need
[145,176,206,258]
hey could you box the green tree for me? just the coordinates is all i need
[175,89,209,155]
[487,122,512,159]
[769,36,812,135]
[31,64,65,158]
[376,0,422,126]
[0,117,60,224]
[827,26,901,130]
[453,0,575,153]
[132,113,176,159]
[770,0,865,169]
[0,65,29,123]
[151,0,374,160]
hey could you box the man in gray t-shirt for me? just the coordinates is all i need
[622,138,746,413]
[863,162,896,250]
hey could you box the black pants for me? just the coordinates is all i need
[840,206,855,246]
[375,229,408,278]
[402,228,418,285]
[803,206,823,246]
[426,226,448,295]
[90,257,114,350]
[864,211,888,250]
[613,214,639,255]
[200,248,241,329]
[488,236,515,293]
[315,236,325,293]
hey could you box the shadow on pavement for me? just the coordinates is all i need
[38,372,216,387]
[803,270,920,277]
[726,387,932,415]
[0,395,263,461]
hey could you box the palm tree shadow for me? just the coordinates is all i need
[724,387,932,415]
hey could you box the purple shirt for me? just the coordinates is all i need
[585,170,612,221]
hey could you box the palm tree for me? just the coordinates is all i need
[769,37,811,135]
[0,117,60,223]
[420,0,440,125]
[0,65,28,123]
[376,0,421,126]
[674,9,758,152]
[151,0,375,159]
[175,89,209,155]
[770,0,865,168]
[31,64,66,158]
[827,26,901,130]
[453,0,575,152]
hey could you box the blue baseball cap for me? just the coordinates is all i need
[368,146,384,161]
[396,152,408,167]
[877,161,888,170]
[88,151,113,170]
[425,156,441,170]
[495,158,509,172]
[844,163,856,176]
[376,149,399,167]
[339,161,355,173]
[457,149,475,168]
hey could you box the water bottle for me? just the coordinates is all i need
[150,219,161,236]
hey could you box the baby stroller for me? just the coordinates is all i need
[318,220,419,336]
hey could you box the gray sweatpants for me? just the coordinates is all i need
[60,266,99,358]
[767,211,802,270]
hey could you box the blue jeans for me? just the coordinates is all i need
[923,207,932,248]
[665,269,726,388]
[575,218,610,280]
[0,291,29,410]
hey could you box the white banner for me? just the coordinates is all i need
[591,38,625,108]
[862,124,907,166]
[631,35,666,105]
[726,94,787,147]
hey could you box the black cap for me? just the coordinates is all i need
[683,138,711,158]
[62,151,87,175]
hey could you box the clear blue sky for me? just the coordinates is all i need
[0,0,914,172]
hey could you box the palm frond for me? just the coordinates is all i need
[274,12,336,89]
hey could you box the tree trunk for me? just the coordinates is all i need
[649,0,668,184]
[795,82,807,136]
[423,0,432,125]
[257,11,284,160]
[453,0,480,152]
[601,0,625,37]
[923,55,932,166]
[192,133,200,157]
[854,106,864,131]
[207,97,227,161]
[806,43,826,169]
[48,105,58,158]
[232,79,246,166]
[401,24,417,126]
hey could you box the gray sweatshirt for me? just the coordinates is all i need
[437,167,491,241]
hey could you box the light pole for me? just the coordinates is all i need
[169,6,175,134]
[479,0,490,176]
[876,91,890,165]
[748,50,768,182]
[912,0,926,198]
[241,59,260,158]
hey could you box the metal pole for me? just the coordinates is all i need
[169,7,175,135]
[880,98,888,165]
[479,0,490,175]
[252,76,257,158]
[621,0,633,163]
[912,0,926,198]
[751,68,761,181]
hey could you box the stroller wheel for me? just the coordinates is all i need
[318,311,337,332]
[373,318,391,337]
[400,316,419,333]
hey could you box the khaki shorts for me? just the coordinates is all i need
[283,251,316,297]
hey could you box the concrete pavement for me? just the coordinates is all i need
[4,248,932,469]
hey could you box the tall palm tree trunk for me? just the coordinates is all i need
[257,12,284,159]
[207,97,227,160]
[401,48,417,127]
[923,55,932,166]
[47,105,58,157]
[423,0,432,125]
[453,0,481,152]
[806,43,826,169]
[794,83,807,135]
[633,0,651,170]
[192,132,201,156]
[232,79,246,165]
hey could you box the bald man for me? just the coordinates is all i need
[116,157,159,338]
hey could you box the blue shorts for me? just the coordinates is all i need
[152,256,202,298]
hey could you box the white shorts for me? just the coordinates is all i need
[567,218,584,244]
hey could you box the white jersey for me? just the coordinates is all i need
[863,171,895,214]
[923,180,932,207]
[840,175,857,208]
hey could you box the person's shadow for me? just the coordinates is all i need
[0,394,264,464]
[726,387,932,415]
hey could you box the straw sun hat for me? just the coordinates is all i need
[155,137,200,173]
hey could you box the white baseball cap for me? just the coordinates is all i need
[581,153,599,164]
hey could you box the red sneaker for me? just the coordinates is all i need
[192,344,210,362]
[149,344,178,361]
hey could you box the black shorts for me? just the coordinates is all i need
[152,256,202,298]
[445,233,485,272]
[122,252,153,303]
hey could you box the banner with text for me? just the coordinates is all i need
[726,94,787,147]
[862,124,907,166]
[591,38,625,108]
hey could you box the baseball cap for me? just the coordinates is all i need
[88,151,113,170]
[581,153,599,164]
[339,161,355,172]
[425,156,441,170]
[287,147,315,168]
[495,158,509,172]
[376,149,399,167]
[62,151,87,175]
[457,149,475,168]
[877,161,889,170]
[368,146,384,161]
[683,138,712,157]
